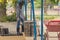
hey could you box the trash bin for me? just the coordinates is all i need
[2,28,9,35]
[24,21,34,36]
[0,28,2,35]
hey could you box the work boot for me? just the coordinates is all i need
[22,25,24,32]
[17,28,23,36]
[17,32,23,36]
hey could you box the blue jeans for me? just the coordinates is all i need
[17,17,24,34]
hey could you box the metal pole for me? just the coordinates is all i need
[31,0,37,40]
[41,0,44,40]
[24,0,27,20]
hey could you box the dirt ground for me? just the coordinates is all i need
[0,36,26,40]
[0,36,40,40]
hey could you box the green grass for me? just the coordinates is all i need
[35,15,60,20]
[27,15,60,20]
[0,14,60,22]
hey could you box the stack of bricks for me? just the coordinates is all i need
[24,21,34,36]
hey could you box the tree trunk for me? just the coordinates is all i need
[0,0,6,17]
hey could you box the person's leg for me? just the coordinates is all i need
[17,19,20,35]
[22,23,24,32]
[20,18,24,32]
